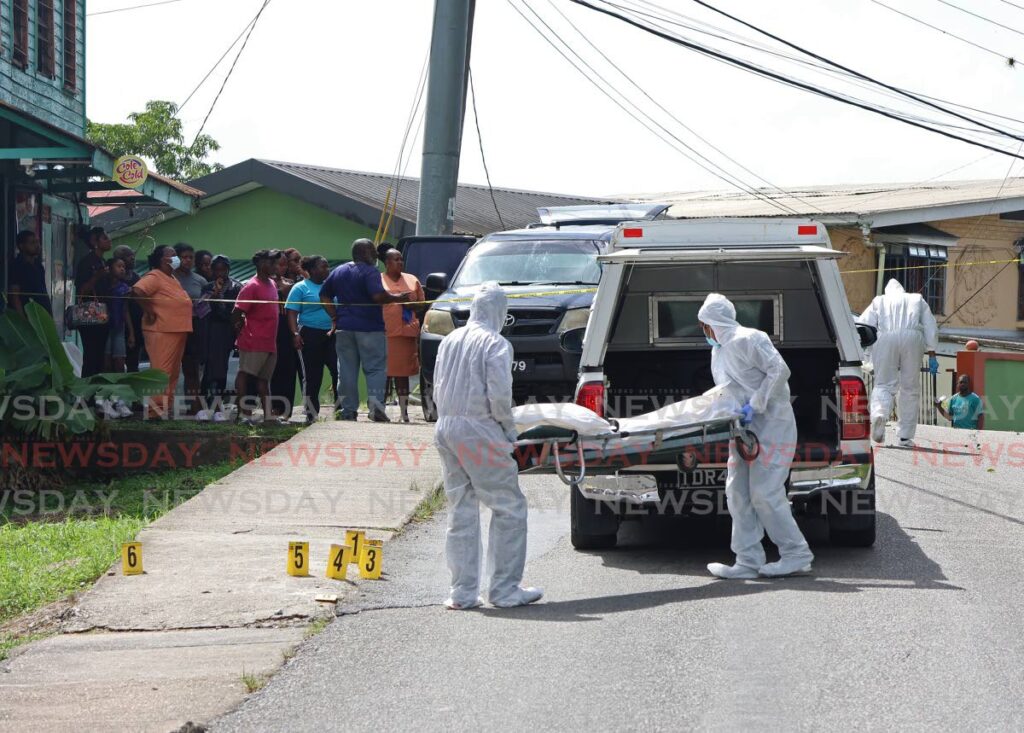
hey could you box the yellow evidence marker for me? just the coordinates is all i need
[288,541,310,577]
[121,542,143,576]
[326,544,354,580]
[359,542,383,580]
[344,530,366,565]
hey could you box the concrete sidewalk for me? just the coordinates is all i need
[0,416,443,732]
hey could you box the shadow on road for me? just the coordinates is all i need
[476,512,961,623]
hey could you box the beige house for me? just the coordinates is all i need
[630,179,1024,346]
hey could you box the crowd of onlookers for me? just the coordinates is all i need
[7,226,424,425]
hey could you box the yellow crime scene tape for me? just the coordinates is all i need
[2,257,1019,309]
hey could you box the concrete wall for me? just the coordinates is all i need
[827,216,1024,330]
[111,187,378,261]
[827,225,877,315]
[0,0,86,136]
[929,215,1024,331]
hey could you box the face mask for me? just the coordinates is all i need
[169,256,181,270]
[705,336,720,348]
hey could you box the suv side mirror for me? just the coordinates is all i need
[424,272,448,301]
[856,323,878,349]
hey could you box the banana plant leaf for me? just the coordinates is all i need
[25,302,74,392]
[0,361,49,392]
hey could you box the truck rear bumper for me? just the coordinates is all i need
[577,456,874,506]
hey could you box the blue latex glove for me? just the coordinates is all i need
[738,402,754,426]
[928,356,939,375]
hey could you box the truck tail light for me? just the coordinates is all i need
[576,381,605,418]
[839,376,869,440]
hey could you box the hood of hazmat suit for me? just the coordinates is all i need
[858,278,938,442]
[697,293,812,573]
[433,282,533,607]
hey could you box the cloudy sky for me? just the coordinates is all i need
[86,0,1024,197]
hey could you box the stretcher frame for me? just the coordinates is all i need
[514,417,760,487]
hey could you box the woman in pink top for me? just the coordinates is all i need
[231,249,283,424]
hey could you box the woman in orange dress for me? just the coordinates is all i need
[130,246,193,419]
[381,249,425,423]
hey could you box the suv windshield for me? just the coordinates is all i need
[452,239,602,287]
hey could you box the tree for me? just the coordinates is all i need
[87,100,223,181]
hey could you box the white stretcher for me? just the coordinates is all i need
[512,394,760,487]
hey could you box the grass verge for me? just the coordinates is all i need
[0,460,243,661]
[411,482,446,524]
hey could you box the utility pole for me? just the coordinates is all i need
[416,0,475,236]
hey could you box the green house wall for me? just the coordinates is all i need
[0,0,86,136]
[111,187,378,261]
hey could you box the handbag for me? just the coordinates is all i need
[66,299,109,329]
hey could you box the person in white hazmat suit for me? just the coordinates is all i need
[433,282,543,609]
[858,279,939,447]
[698,293,814,579]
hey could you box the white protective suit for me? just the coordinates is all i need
[698,293,813,576]
[859,279,938,442]
[433,283,541,608]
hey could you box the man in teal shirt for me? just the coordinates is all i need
[936,375,984,430]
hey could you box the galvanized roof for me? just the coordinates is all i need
[625,177,1024,227]
[95,158,618,237]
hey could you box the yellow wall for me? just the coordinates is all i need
[828,226,878,315]
[929,215,1023,330]
[826,216,1023,330]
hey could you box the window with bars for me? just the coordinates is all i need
[13,0,30,70]
[38,0,57,78]
[885,244,948,315]
[63,0,77,91]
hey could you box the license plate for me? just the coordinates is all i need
[511,358,535,375]
[678,468,727,487]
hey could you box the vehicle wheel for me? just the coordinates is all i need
[570,483,618,550]
[421,375,438,422]
[735,431,759,461]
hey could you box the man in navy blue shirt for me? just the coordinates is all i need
[320,239,410,421]
[8,230,52,316]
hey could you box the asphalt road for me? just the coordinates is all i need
[216,430,1024,731]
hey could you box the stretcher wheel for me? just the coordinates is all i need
[735,431,759,461]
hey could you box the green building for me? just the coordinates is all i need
[96,158,607,267]
[1,0,198,335]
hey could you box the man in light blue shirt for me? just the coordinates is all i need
[285,256,337,423]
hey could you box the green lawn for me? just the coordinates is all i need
[0,461,243,660]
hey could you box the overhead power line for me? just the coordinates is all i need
[87,0,181,16]
[868,0,1020,66]
[179,12,263,113]
[509,0,801,213]
[568,0,1024,160]
[930,0,1024,39]
[546,0,821,212]
[684,0,1024,143]
[192,0,273,145]
[468,67,506,230]
[621,0,1024,133]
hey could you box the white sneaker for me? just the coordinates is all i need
[758,557,813,577]
[115,399,132,417]
[195,409,212,422]
[444,596,484,610]
[212,411,227,423]
[707,562,759,579]
[898,438,915,448]
[871,416,886,443]
[491,587,544,608]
